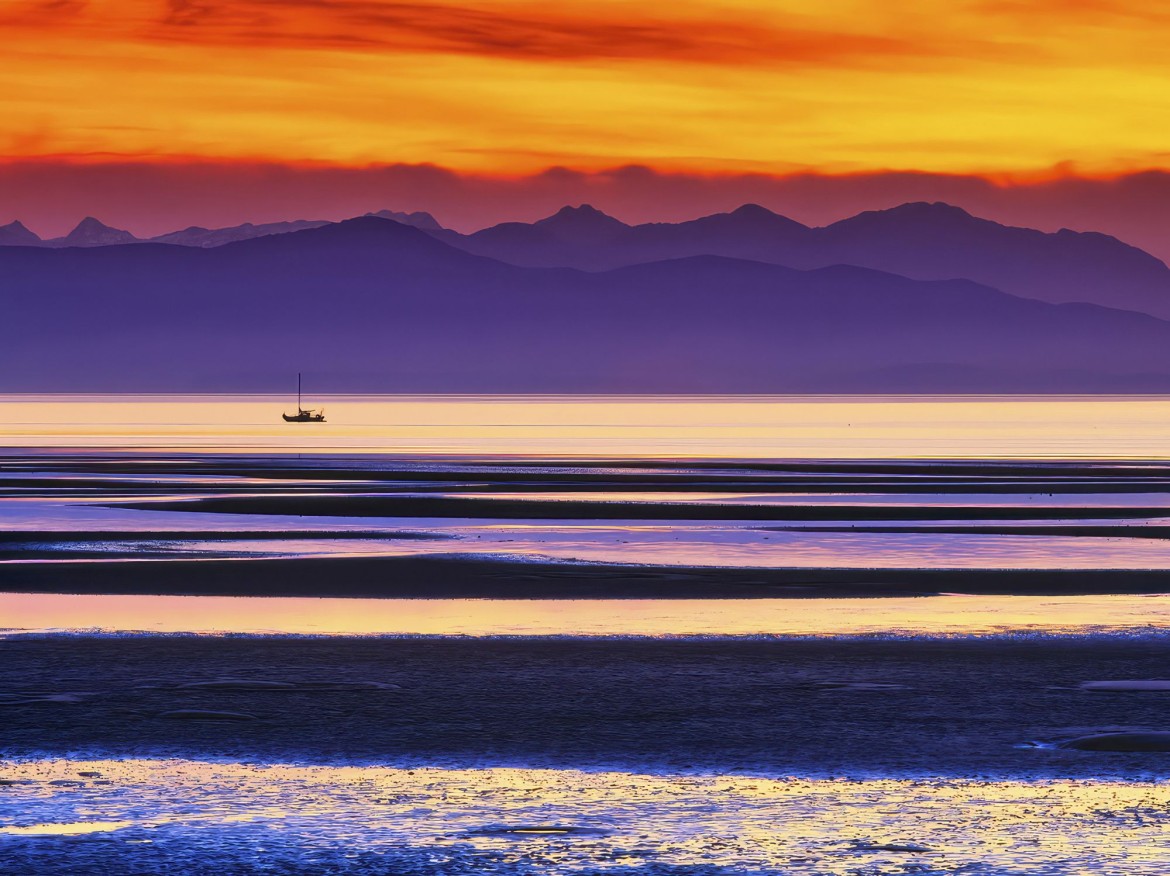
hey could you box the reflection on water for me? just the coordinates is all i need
[4,593,1168,636]
[6,397,1170,572]
[13,517,1170,569]
[2,758,1168,874]
[6,393,1170,457]
[1,821,135,836]
[442,489,1170,507]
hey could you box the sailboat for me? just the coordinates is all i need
[282,373,326,422]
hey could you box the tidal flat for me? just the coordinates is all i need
[4,396,1170,872]
[5,636,1170,874]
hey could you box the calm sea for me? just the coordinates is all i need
[3,393,1170,457]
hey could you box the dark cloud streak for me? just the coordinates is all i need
[145,0,951,67]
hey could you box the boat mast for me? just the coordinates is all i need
[298,372,302,411]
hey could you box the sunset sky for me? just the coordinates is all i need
[5,0,1170,251]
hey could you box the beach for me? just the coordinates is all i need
[6,634,1170,873]
[6,633,1170,776]
[4,395,1170,873]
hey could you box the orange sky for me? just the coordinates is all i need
[5,0,1170,176]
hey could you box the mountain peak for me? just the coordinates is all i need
[825,201,985,235]
[718,203,807,231]
[0,219,41,245]
[729,203,778,219]
[71,216,114,232]
[60,217,139,246]
[862,202,982,226]
[552,203,609,217]
[889,201,976,219]
[366,209,443,231]
[272,214,449,251]
[336,215,424,232]
[536,204,627,235]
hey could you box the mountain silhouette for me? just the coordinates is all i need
[429,204,628,266]
[155,211,441,247]
[4,216,1170,392]
[365,209,442,231]
[0,210,444,250]
[0,220,40,246]
[439,202,1170,318]
[47,217,140,247]
[152,219,332,247]
[9,202,1166,319]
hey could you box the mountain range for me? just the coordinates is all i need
[5,216,1170,393]
[7,202,1170,319]
[1,210,441,249]
[433,203,1170,319]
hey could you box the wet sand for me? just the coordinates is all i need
[5,438,1170,872]
[9,553,1170,598]
[8,453,1170,594]
[116,493,1170,520]
[4,635,1170,778]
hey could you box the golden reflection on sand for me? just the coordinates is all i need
[0,821,134,836]
[4,394,1170,457]
[3,593,1168,637]
[3,758,1169,873]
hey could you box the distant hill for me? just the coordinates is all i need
[4,216,1170,393]
[0,209,443,250]
[364,209,443,231]
[45,217,140,247]
[436,202,1170,319]
[9,202,1168,320]
[0,220,40,246]
[151,219,332,247]
[150,210,442,247]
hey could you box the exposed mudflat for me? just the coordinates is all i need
[9,454,1170,595]
[5,439,1170,872]
[4,635,1170,778]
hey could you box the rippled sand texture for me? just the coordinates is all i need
[5,636,1170,777]
[3,758,1169,875]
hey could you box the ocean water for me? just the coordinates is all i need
[4,392,1170,457]
[6,396,1170,575]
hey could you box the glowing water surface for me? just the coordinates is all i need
[12,511,1170,568]
[2,758,1168,874]
[4,593,1168,637]
[8,394,1170,570]
[6,393,1170,457]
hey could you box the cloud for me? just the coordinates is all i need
[974,0,1170,24]
[0,0,88,25]
[139,0,948,67]
[6,0,1169,176]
